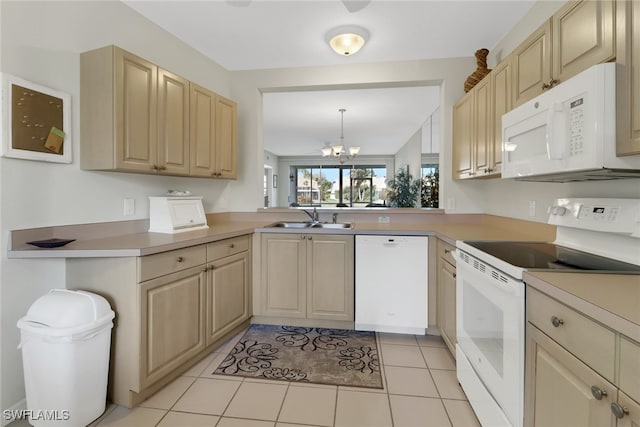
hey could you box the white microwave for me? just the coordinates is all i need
[501,63,640,182]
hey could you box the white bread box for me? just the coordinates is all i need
[148,196,208,234]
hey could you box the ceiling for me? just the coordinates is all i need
[124,0,535,157]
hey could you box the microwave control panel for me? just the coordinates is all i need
[568,97,585,157]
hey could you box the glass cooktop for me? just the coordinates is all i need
[464,241,640,273]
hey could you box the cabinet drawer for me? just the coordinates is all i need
[207,235,249,261]
[139,245,206,282]
[527,287,615,381]
[437,239,456,266]
[620,336,640,403]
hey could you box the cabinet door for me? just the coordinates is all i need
[491,59,511,175]
[616,0,640,155]
[261,233,307,318]
[452,91,474,179]
[115,49,157,172]
[473,76,492,176]
[552,0,615,84]
[157,69,190,175]
[438,258,456,356]
[215,95,238,179]
[525,324,615,427]
[189,83,217,177]
[139,266,206,390]
[307,234,354,321]
[206,252,249,346]
[512,20,552,107]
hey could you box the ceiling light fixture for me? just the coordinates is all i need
[322,108,360,164]
[326,25,369,56]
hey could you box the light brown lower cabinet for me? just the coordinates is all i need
[436,239,456,356]
[259,233,354,323]
[525,287,640,427]
[66,235,251,408]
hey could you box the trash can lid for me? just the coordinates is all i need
[21,289,112,328]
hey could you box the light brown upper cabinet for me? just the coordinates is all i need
[491,59,511,176]
[157,69,190,175]
[616,0,640,155]
[452,60,507,180]
[81,47,158,172]
[215,95,238,179]
[189,83,217,178]
[512,0,615,108]
[452,91,474,180]
[511,21,552,108]
[80,45,237,179]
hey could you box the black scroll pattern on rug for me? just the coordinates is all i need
[213,324,383,388]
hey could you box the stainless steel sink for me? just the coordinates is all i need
[266,221,352,229]
[311,223,352,229]
[268,221,312,228]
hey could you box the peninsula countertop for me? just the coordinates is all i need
[8,214,554,258]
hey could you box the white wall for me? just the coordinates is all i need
[0,0,233,414]
[394,128,422,181]
[229,56,480,213]
[264,150,279,207]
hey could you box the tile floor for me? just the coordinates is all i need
[13,329,481,427]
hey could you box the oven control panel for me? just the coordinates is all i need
[548,198,640,236]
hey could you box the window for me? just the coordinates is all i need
[420,163,439,208]
[292,165,387,207]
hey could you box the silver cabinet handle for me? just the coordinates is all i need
[229,243,235,249]
[551,316,564,327]
[176,256,184,263]
[307,236,312,240]
[590,386,607,400]
[611,403,629,419]
[444,249,451,254]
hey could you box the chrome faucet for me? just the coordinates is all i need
[332,213,338,224]
[303,207,319,223]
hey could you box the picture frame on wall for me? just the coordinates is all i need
[273,174,278,188]
[1,73,72,163]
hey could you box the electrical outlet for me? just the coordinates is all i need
[529,200,536,217]
[123,198,135,216]
[446,198,456,210]
[378,216,390,224]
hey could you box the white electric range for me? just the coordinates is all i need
[455,198,640,427]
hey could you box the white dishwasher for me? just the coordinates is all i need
[355,235,428,334]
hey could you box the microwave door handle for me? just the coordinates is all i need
[546,103,565,160]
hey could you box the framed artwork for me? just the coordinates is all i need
[1,73,72,163]
[273,174,278,188]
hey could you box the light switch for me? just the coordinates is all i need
[123,198,135,216]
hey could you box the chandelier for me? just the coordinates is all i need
[322,108,360,164]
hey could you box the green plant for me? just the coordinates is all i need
[421,169,439,208]
[386,168,421,207]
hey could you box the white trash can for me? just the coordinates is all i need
[17,289,115,427]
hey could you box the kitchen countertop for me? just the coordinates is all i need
[8,221,268,258]
[9,218,554,258]
[524,271,640,342]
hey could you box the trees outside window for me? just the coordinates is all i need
[293,165,386,207]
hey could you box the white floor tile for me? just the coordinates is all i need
[95,406,165,427]
[139,376,195,410]
[223,381,288,421]
[156,411,219,426]
[278,384,336,426]
[172,378,241,415]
